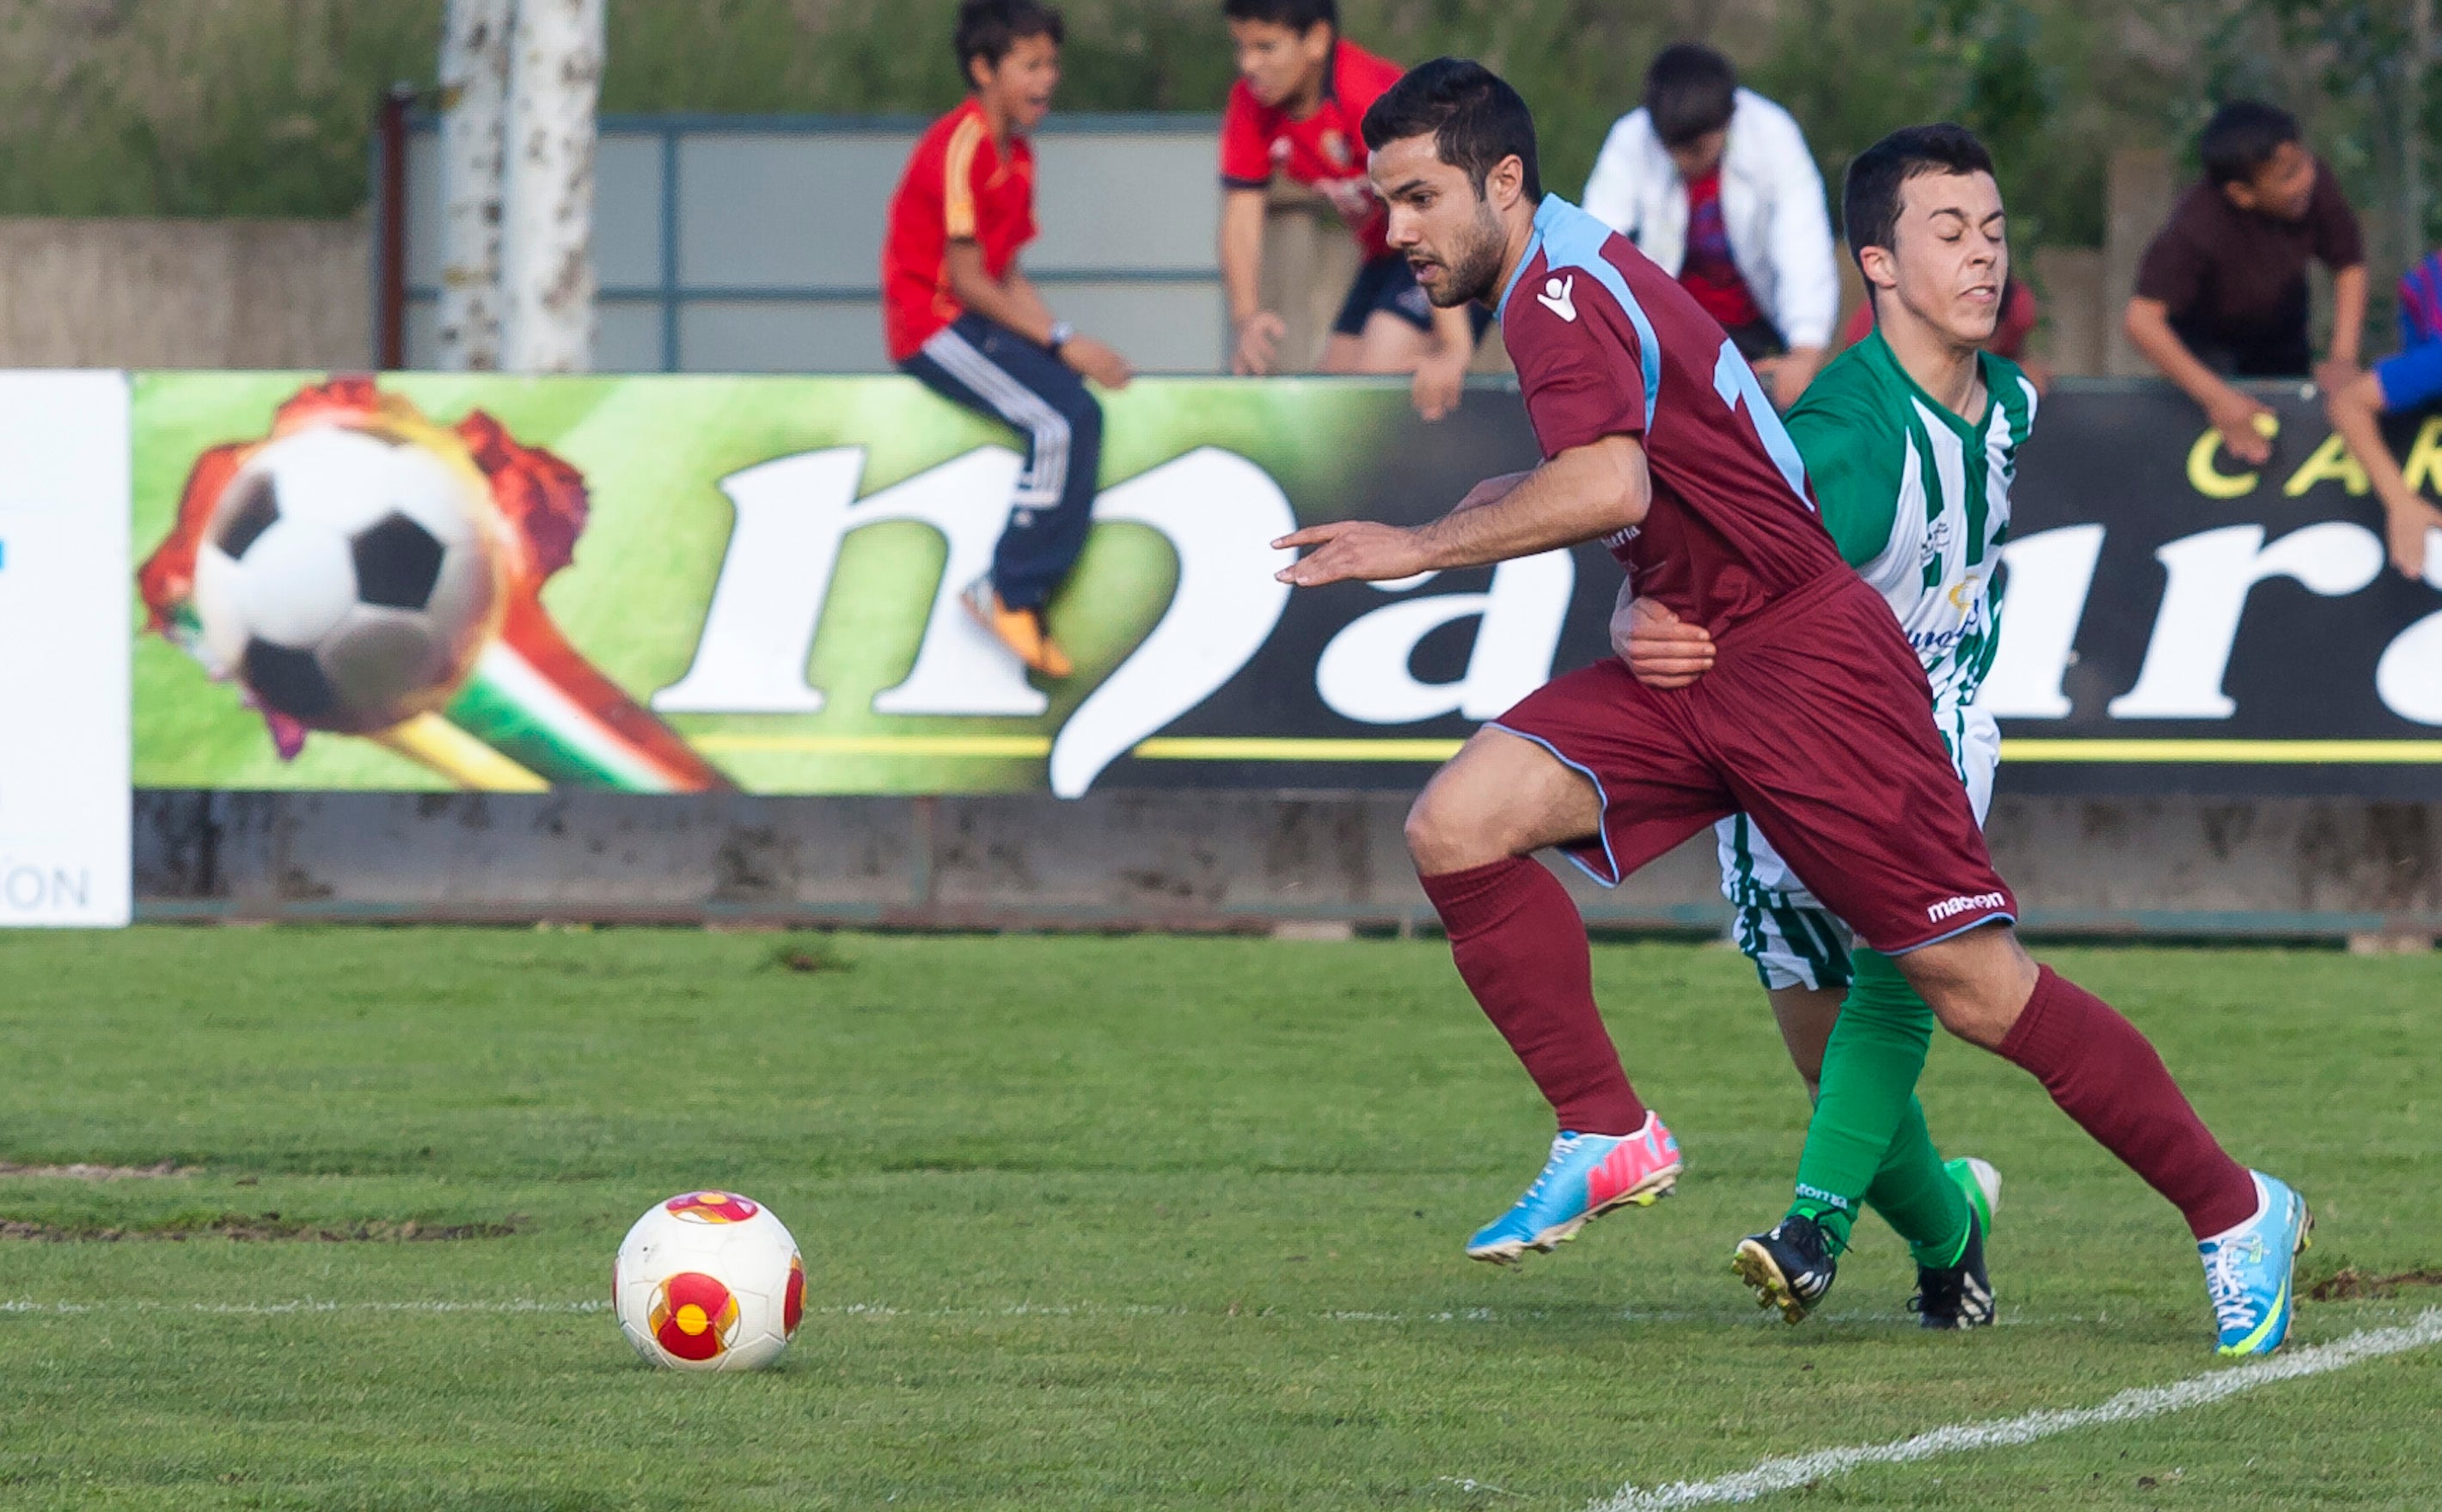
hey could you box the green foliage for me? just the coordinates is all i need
[0,0,2427,295]
[0,927,2435,1506]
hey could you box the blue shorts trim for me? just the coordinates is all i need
[1484,721,1622,889]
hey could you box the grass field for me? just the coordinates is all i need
[0,927,2434,1509]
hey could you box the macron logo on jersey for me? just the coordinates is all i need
[1928,891,2008,924]
[1537,274,1577,321]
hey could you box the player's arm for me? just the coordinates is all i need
[2324,367,2442,579]
[1409,302,1478,423]
[1274,434,1648,586]
[1221,187,1286,376]
[946,245,1133,389]
[1614,394,1894,688]
[2317,261,2368,394]
[2123,297,2274,467]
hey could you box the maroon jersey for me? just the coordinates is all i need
[1497,194,1843,634]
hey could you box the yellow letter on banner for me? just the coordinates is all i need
[2187,426,2259,499]
[2401,417,2442,493]
[2282,432,2371,496]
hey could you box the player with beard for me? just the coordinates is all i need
[1273,59,2310,1356]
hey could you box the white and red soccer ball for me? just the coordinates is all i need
[613,1191,805,1372]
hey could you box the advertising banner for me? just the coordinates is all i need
[3,373,132,926]
[128,372,2442,799]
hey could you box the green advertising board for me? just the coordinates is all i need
[132,371,2442,799]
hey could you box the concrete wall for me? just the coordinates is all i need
[132,790,2442,942]
[0,217,371,370]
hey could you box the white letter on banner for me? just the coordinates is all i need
[2375,530,2442,724]
[1048,448,1294,798]
[2107,523,2383,719]
[653,446,1047,717]
[1313,550,1574,724]
[1974,523,2104,719]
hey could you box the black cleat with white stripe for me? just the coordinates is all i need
[1733,1214,1839,1325]
[1908,1204,1995,1329]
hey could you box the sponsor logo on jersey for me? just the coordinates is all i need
[1537,274,1577,321]
[1321,129,1351,168]
[1926,891,2008,924]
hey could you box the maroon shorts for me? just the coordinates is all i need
[1490,570,2016,955]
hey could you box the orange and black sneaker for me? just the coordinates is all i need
[963,578,1074,679]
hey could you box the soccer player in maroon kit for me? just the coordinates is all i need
[1273,58,2310,1355]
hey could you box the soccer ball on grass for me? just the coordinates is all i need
[613,1191,806,1372]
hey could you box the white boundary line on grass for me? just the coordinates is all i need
[1586,1308,2442,1510]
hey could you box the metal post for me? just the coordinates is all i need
[376,83,419,370]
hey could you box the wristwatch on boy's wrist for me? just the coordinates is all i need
[1046,321,1075,354]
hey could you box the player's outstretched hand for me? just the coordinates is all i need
[1271,521,1433,587]
[2384,498,2442,581]
[1611,591,1714,689]
[1233,313,1287,376]
[1062,335,1135,390]
[2206,392,2276,467]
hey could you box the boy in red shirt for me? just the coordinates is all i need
[1218,0,1483,419]
[882,0,1134,678]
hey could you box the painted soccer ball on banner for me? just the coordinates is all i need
[191,422,505,734]
[612,1191,806,1372]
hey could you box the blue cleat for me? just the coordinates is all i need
[1466,1114,1681,1264]
[2201,1171,2312,1357]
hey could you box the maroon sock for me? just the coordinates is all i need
[1997,965,2258,1238]
[1420,857,1648,1136]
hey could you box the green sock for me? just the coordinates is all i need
[1785,947,1967,1266]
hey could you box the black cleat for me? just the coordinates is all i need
[1734,1215,1838,1325]
[1909,1203,1995,1330]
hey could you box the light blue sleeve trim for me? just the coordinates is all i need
[1497,196,1662,432]
[1484,720,1623,888]
[1881,909,2018,957]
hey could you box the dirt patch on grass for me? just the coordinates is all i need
[2304,1266,2442,1301]
[0,1214,522,1242]
[0,1160,196,1180]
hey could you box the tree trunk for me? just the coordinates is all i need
[2408,0,2433,267]
[499,0,603,374]
[435,0,515,371]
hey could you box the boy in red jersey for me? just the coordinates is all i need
[1218,0,1482,419]
[882,0,1135,678]
[1273,58,2307,1356]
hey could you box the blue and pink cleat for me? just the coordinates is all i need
[1466,1112,1683,1264]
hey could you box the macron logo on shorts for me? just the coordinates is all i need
[1927,891,2008,924]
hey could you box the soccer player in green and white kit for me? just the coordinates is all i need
[1619,123,2034,1328]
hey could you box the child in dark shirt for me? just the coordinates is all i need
[2123,101,2365,466]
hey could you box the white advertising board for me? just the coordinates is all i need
[0,372,132,927]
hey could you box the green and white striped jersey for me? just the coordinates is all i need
[1712,331,2035,987]
[1782,327,2038,738]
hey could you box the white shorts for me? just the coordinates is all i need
[1717,707,2002,991]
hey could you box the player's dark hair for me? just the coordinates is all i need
[1360,58,1541,202]
[1221,0,1337,35]
[1643,43,1737,149]
[2199,101,2302,187]
[1842,123,1997,280]
[955,0,1064,84]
